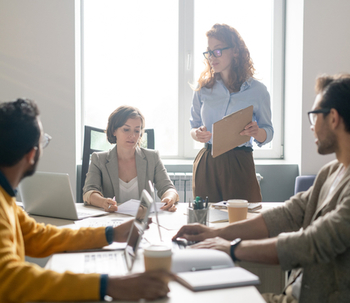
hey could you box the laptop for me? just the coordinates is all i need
[47,189,154,275]
[148,180,163,242]
[19,171,107,220]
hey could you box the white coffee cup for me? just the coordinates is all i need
[144,245,172,272]
[227,199,248,223]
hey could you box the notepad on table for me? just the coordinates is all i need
[176,267,260,291]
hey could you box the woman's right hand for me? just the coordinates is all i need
[102,198,118,212]
[193,126,212,143]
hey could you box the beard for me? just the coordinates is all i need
[317,129,338,155]
[21,148,40,180]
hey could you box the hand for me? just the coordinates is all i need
[190,237,231,256]
[107,270,175,301]
[102,198,118,212]
[195,126,212,143]
[113,218,152,242]
[161,196,177,212]
[172,223,219,242]
[240,121,259,138]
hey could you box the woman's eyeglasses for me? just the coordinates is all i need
[203,47,231,59]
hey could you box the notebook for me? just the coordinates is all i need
[19,171,107,220]
[46,189,154,275]
[176,266,260,291]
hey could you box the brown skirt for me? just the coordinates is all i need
[192,146,262,202]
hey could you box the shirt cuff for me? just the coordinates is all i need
[105,226,114,244]
[100,274,108,300]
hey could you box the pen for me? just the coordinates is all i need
[205,196,209,209]
[190,265,230,272]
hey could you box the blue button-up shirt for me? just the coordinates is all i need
[190,78,274,147]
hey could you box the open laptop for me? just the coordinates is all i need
[47,189,154,275]
[148,180,163,242]
[19,171,107,220]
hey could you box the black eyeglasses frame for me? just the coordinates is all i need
[307,108,331,125]
[203,47,231,59]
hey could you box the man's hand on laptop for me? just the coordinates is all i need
[107,270,174,300]
[190,237,231,255]
[172,223,219,243]
[113,218,152,242]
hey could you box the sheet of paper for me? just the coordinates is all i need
[115,199,165,216]
[157,212,188,230]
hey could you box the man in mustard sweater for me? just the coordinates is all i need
[0,98,173,303]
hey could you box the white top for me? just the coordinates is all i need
[119,177,139,204]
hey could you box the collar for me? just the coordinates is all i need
[240,78,253,92]
[106,145,146,162]
[0,170,16,197]
[217,77,253,93]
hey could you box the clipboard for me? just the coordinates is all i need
[212,105,253,158]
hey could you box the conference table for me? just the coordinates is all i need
[28,202,286,303]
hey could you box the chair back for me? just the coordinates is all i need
[294,175,316,194]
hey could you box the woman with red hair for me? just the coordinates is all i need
[190,23,274,203]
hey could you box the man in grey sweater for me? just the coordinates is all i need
[173,74,350,303]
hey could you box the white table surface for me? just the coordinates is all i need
[29,202,285,303]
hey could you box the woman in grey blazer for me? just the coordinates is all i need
[83,106,178,212]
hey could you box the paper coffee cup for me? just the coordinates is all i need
[144,245,172,272]
[227,199,248,223]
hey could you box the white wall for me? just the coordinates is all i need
[300,0,350,174]
[0,0,77,193]
[285,0,350,175]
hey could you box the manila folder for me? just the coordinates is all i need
[212,105,253,158]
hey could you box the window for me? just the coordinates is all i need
[82,0,284,159]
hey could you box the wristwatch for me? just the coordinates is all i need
[230,238,242,262]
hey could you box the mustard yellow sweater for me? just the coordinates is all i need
[0,186,109,303]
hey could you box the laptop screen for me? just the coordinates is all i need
[124,189,153,271]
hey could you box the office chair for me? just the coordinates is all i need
[294,175,316,194]
[80,126,155,201]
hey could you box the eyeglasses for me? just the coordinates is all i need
[203,47,231,59]
[40,133,52,149]
[307,108,331,125]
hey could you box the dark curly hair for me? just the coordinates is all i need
[197,23,255,92]
[0,99,40,166]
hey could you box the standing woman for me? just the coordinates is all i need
[83,105,178,211]
[190,23,274,202]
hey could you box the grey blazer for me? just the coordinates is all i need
[83,146,176,203]
[262,160,350,303]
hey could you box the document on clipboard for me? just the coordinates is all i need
[212,105,253,158]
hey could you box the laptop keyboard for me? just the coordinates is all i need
[84,252,126,275]
[172,238,197,250]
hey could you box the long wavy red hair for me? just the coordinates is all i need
[197,24,255,92]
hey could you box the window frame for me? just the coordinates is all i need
[80,0,285,160]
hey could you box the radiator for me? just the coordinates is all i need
[154,173,263,203]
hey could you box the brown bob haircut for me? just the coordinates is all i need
[197,23,255,92]
[106,105,145,145]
